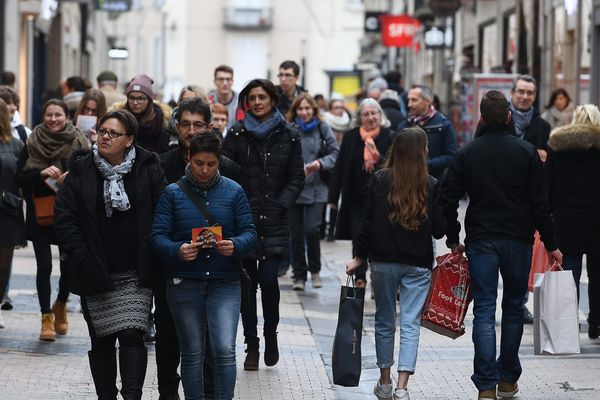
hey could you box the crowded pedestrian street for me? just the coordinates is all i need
[1,231,598,400]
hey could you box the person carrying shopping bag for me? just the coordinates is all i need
[346,127,446,400]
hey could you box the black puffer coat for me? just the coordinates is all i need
[54,146,166,295]
[546,123,600,254]
[223,120,305,259]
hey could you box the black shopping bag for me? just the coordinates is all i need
[332,276,365,387]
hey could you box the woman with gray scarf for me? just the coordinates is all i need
[15,99,89,341]
[55,109,166,400]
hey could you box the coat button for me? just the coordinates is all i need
[206,254,210,258]
[206,271,210,275]
[262,256,267,260]
[206,201,210,205]
[260,236,264,240]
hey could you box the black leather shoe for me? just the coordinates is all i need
[523,308,534,324]
[589,323,599,339]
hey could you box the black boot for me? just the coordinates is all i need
[88,349,118,400]
[243,337,260,371]
[119,346,148,400]
[264,332,279,367]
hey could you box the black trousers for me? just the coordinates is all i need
[32,236,69,314]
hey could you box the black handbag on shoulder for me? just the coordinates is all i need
[175,179,252,307]
[0,190,22,216]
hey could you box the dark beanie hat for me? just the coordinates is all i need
[97,70,118,83]
[126,74,154,99]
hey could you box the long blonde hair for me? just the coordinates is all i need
[385,127,429,230]
[0,98,12,143]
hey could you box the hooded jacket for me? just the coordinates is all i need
[546,123,600,253]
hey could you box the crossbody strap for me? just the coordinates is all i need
[176,179,218,226]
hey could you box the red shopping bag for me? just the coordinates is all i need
[528,231,560,291]
[421,253,472,339]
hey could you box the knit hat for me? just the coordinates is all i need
[97,70,118,83]
[126,74,154,99]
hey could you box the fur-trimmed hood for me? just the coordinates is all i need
[548,123,600,152]
[108,100,172,127]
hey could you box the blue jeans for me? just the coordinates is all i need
[241,256,281,338]
[466,239,532,391]
[371,262,431,372]
[166,278,240,400]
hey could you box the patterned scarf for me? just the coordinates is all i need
[185,164,221,192]
[359,126,381,173]
[92,144,136,217]
[408,105,437,126]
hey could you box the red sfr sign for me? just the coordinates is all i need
[380,15,421,48]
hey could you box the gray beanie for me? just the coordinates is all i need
[126,74,155,99]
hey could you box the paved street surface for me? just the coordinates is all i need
[1,233,599,399]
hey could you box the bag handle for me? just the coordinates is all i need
[545,261,563,272]
[344,275,356,299]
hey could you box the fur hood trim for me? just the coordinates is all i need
[108,100,172,127]
[548,123,600,152]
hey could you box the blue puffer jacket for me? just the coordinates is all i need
[151,175,257,280]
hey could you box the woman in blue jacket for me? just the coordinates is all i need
[151,132,257,400]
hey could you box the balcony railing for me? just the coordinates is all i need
[223,7,273,31]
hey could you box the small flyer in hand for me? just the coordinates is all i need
[44,177,60,193]
[76,115,97,138]
[192,226,223,248]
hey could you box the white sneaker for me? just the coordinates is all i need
[0,309,5,329]
[292,279,305,291]
[394,388,410,400]
[374,380,393,400]
[312,273,323,288]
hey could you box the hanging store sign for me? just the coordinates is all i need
[95,0,132,12]
[364,12,384,33]
[380,15,421,48]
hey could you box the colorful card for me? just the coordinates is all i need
[191,226,222,248]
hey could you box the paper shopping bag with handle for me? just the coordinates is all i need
[534,264,580,355]
[332,275,365,387]
[421,253,472,339]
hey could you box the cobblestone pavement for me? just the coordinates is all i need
[1,235,599,399]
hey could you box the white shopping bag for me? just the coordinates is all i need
[533,269,580,355]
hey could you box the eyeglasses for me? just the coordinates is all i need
[82,106,97,115]
[515,89,535,97]
[360,111,380,118]
[177,121,209,131]
[97,127,129,139]
[128,96,148,104]
[277,73,296,79]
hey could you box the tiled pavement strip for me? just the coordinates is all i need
[1,235,599,399]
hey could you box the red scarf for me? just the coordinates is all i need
[359,126,381,173]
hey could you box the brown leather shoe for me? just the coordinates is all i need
[497,381,518,398]
[52,300,68,335]
[478,388,497,400]
[39,313,56,341]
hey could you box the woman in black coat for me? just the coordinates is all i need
[546,104,600,339]
[328,98,395,287]
[222,78,305,371]
[55,109,166,399]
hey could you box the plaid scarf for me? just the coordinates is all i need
[409,105,437,126]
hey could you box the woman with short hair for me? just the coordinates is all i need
[16,98,89,341]
[328,98,395,288]
[55,109,166,399]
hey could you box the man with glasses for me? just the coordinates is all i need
[275,60,306,116]
[208,65,243,129]
[509,74,551,162]
[157,98,240,399]
[399,84,458,179]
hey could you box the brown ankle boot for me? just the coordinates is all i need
[40,313,56,341]
[243,337,260,371]
[52,300,68,335]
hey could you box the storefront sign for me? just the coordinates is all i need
[380,15,421,48]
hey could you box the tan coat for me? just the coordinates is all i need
[100,85,127,107]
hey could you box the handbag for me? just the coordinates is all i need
[175,179,252,303]
[332,275,365,387]
[528,231,557,292]
[0,190,22,216]
[421,253,472,339]
[32,193,56,226]
[533,263,580,355]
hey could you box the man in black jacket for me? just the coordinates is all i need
[440,90,562,400]
[275,60,306,116]
[156,98,240,399]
